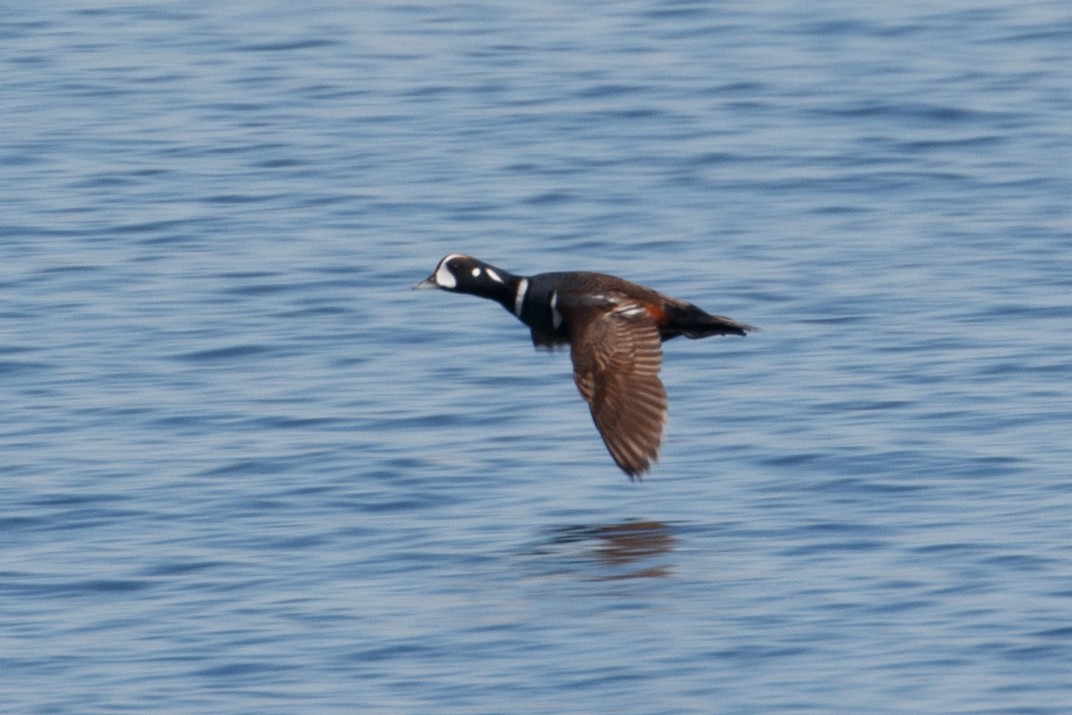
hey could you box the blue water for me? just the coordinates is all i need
[3,1,1071,712]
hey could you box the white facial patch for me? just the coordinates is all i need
[550,290,562,329]
[434,257,458,289]
[486,268,504,283]
[513,278,529,317]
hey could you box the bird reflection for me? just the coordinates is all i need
[540,520,677,580]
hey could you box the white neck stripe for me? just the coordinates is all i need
[513,278,529,317]
[550,290,562,329]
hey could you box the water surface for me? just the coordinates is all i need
[3,2,1072,713]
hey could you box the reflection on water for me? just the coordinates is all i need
[536,520,677,580]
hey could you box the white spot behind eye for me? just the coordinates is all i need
[471,267,482,277]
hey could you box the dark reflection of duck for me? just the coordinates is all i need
[539,520,677,580]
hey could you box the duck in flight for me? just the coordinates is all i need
[417,254,756,479]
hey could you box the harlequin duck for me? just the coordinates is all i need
[416,254,756,480]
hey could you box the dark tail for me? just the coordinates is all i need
[673,303,757,339]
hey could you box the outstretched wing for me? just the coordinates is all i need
[566,299,668,479]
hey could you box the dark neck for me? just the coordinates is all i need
[456,267,525,318]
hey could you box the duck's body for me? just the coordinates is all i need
[417,254,755,479]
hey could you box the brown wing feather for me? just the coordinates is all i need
[567,301,668,479]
